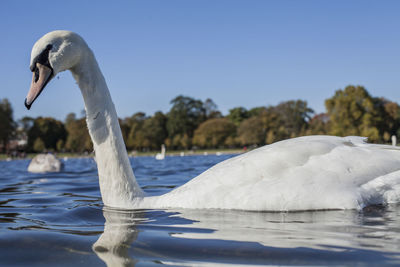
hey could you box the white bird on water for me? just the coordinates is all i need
[27,153,62,173]
[155,144,166,160]
[24,31,400,211]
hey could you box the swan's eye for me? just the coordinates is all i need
[34,67,40,83]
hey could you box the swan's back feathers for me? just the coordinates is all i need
[143,136,400,211]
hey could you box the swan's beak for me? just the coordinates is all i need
[25,63,53,110]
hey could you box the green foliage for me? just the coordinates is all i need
[324,85,397,142]
[33,138,45,152]
[193,118,236,148]
[0,98,15,152]
[27,117,66,152]
[122,111,168,151]
[274,100,314,137]
[227,107,249,126]
[305,113,330,135]
[166,95,206,148]
[56,139,64,151]
[64,113,92,152]
[236,101,313,146]
[237,116,265,146]
[259,106,289,144]
[4,88,400,153]
[204,98,222,119]
[248,107,266,117]
[124,112,147,150]
[141,111,168,150]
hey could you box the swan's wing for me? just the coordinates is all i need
[157,136,400,211]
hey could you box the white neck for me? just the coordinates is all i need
[70,47,144,208]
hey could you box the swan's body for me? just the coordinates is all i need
[141,136,400,210]
[27,153,62,173]
[155,144,166,160]
[25,31,400,211]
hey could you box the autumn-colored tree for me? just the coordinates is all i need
[64,113,92,152]
[124,112,147,150]
[193,118,236,148]
[259,107,288,144]
[305,113,330,135]
[33,138,45,152]
[325,85,383,142]
[237,116,265,146]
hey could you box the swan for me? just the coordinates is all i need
[155,144,166,160]
[24,31,400,211]
[27,153,63,173]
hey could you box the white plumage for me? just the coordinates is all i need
[155,144,166,160]
[27,153,62,173]
[26,31,400,211]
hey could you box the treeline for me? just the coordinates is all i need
[1,85,399,153]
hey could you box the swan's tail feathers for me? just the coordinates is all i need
[345,136,400,151]
[359,170,400,208]
[345,136,368,145]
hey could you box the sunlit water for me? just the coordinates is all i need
[1,154,400,266]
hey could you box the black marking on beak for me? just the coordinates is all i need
[34,67,39,82]
[24,98,32,110]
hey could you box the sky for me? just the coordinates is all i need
[1,0,400,121]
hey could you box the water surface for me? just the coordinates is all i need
[1,155,400,266]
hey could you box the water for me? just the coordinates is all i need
[1,154,400,266]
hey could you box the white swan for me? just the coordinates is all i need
[25,31,400,211]
[155,144,166,160]
[27,153,62,173]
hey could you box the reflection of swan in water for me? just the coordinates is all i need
[25,30,400,211]
[27,153,63,173]
[93,208,400,266]
[93,209,143,266]
[155,144,166,160]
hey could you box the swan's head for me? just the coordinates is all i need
[25,30,86,110]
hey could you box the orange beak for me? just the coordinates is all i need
[25,63,53,110]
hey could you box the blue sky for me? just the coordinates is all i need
[1,0,400,121]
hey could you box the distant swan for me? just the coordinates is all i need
[27,153,62,173]
[155,144,166,160]
[24,31,400,211]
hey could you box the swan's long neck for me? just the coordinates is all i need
[70,47,144,208]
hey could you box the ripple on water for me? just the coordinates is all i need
[0,155,400,266]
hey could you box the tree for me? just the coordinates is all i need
[248,107,266,117]
[64,113,92,152]
[125,112,147,150]
[259,107,289,144]
[33,138,45,152]
[237,116,266,146]
[227,107,249,126]
[166,95,206,148]
[28,117,66,152]
[274,100,314,137]
[0,98,15,152]
[193,118,236,148]
[18,116,34,133]
[140,111,168,150]
[325,85,383,142]
[204,98,222,119]
[305,113,330,135]
[379,99,400,142]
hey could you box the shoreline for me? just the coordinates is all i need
[0,148,246,161]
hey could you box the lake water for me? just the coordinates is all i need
[1,154,400,266]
